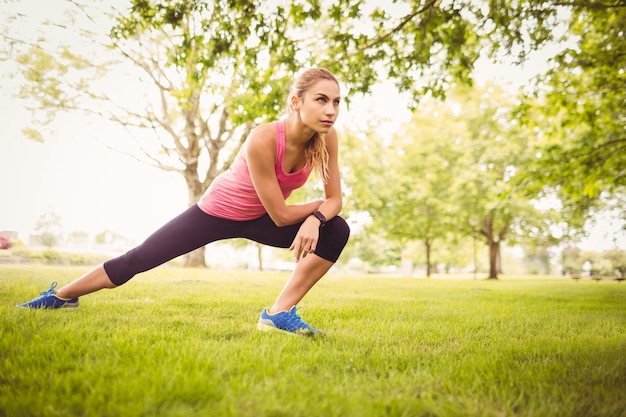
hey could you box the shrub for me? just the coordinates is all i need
[42,249,62,263]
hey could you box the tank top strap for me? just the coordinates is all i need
[274,120,286,171]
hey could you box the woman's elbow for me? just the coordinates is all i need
[273,218,290,227]
[329,196,343,215]
[268,212,290,227]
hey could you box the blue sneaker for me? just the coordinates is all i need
[17,282,79,309]
[257,306,320,335]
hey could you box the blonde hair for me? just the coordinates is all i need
[288,68,339,183]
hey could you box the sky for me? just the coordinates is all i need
[0,0,183,243]
[0,0,624,252]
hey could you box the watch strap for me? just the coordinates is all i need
[312,210,326,227]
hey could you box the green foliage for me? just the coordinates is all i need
[8,248,110,265]
[344,83,556,278]
[5,0,335,267]
[7,0,324,213]
[2,265,625,416]
[41,249,61,262]
[7,0,596,150]
[324,0,625,242]
[111,0,306,124]
[322,0,565,103]
[605,249,626,277]
[519,2,626,215]
[339,127,390,214]
[33,210,63,248]
[340,229,404,271]
[562,247,626,277]
[10,248,44,261]
[4,0,625,269]
[325,0,478,100]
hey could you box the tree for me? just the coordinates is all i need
[227,238,265,271]
[377,102,465,277]
[450,84,546,279]
[5,0,621,269]
[563,248,626,277]
[338,125,409,271]
[34,210,63,248]
[6,0,316,266]
[604,250,626,278]
[344,83,558,279]
[560,246,583,276]
[519,1,626,221]
[325,1,625,249]
[322,0,568,102]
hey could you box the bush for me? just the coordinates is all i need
[0,236,11,250]
[6,248,108,266]
[11,248,43,260]
[562,248,626,276]
[42,249,62,262]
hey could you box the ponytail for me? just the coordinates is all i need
[288,68,338,183]
[305,133,329,183]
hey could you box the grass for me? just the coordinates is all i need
[1,264,625,417]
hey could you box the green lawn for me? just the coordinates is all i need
[1,264,625,417]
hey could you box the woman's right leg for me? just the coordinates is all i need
[55,205,243,299]
[55,264,116,299]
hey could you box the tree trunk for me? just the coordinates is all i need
[183,247,206,267]
[488,240,499,279]
[481,214,508,280]
[425,238,432,278]
[176,99,252,269]
[181,181,207,268]
[257,244,263,271]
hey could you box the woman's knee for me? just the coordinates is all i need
[315,216,350,262]
[327,215,350,245]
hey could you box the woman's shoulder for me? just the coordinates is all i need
[248,122,277,145]
[245,122,278,160]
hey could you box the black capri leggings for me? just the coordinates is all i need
[103,204,350,286]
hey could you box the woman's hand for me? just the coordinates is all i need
[290,216,322,261]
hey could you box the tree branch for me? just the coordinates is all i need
[358,0,439,53]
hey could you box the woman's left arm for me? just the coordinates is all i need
[290,128,343,260]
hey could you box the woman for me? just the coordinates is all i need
[18,68,350,336]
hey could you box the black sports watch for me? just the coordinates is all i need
[311,210,326,227]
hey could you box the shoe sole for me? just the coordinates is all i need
[16,301,79,309]
[257,323,318,336]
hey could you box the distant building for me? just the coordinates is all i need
[0,231,18,240]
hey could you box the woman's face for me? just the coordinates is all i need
[296,79,341,133]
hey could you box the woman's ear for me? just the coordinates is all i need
[290,95,300,112]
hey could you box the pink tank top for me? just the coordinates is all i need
[198,120,312,220]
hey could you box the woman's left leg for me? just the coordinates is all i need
[242,214,350,313]
[268,254,334,313]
